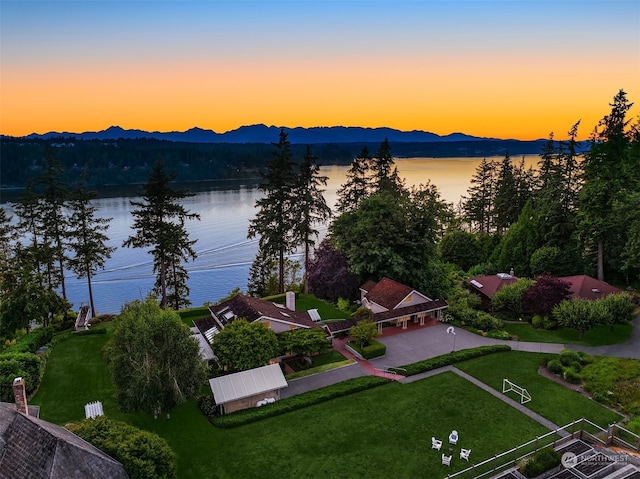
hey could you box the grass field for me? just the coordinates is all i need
[31,330,624,479]
[270,293,350,320]
[503,322,632,346]
[455,351,623,428]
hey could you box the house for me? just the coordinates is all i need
[208,363,288,415]
[0,377,129,479]
[558,275,623,301]
[327,278,448,335]
[465,273,519,303]
[194,293,322,345]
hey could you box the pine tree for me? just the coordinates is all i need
[335,146,371,213]
[493,152,519,232]
[463,158,497,233]
[123,160,200,308]
[292,145,332,293]
[67,168,116,318]
[577,89,634,280]
[247,129,298,293]
[371,137,404,195]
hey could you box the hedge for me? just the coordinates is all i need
[0,353,43,401]
[209,375,389,428]
[348,339,386,359]
[520,447,561,477]
[73,328,108,336]
[3,327,53,354]
[394,345,512,376]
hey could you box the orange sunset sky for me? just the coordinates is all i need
[1,1,639,141]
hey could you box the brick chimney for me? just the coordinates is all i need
[13,377,28,415]
[285,291,295,311]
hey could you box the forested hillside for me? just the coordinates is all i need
[0,136,546,189]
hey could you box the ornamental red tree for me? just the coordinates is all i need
[522,275,572,316]
[307,238,359,301]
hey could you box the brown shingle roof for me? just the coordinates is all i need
[362,277,417,310]
[0,403,129,479]
[559,275,623,301]
[465,274,518,299]
[208,295,320,331]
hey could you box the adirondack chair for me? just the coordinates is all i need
[460,448,471,461]
[431,437,443,450]
[442,454,452,466]
[449,430,458,445]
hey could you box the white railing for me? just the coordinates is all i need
[444,418,639,479]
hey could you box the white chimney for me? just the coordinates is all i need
[285,291,295,311]
[13,377,28,415]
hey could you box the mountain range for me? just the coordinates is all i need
[23,124,500,144]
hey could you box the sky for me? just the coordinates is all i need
[1,0,639,140]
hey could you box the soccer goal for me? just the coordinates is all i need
[503,378,532,404]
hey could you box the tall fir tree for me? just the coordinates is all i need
[292,145,332,293]
[463,158,497,233]
[371,137,404,195]
[67,168,116,318]
[123,160,200,308]
[335,146,371,213]
[492,152,519,232]
[247,129,298,293]
[577,89,634,281]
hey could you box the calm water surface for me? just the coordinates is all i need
[2,156,538,314]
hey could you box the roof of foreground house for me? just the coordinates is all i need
[465,273,519,299]
[361,277,430,310]
[558,275,623,301]
[0,402,129,479]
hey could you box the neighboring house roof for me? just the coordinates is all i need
[190,326,215,361]
[0,402,129,479]
[359,280,377,295]
[465,273,518,299]
[208,364,288,406]
[326,300,449,335]
[559,275,623,301]
[205,294,319,332]
[361,277,432,311]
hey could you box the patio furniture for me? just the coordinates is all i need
[449,430,458,445]
[460,448,471,461]
[432,437,443,450]
[442,454,452,466]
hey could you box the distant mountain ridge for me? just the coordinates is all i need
[22,124,500,144]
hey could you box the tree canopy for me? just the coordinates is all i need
[211,319,279,372]
[107,298,205,418]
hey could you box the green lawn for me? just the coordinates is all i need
[270,293,350,320]
[287,350,347,372]
[503,322,632,346]
[177,306,211,327]
[455,351,623,428]
[32,331,557,479]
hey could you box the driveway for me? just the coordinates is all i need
[564,316,640,359]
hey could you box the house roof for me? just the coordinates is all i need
[0,402,129,479]
[362,277,426,311]
[465,273,518,299]
[209,364,288,406]
[359,280,377,294]
[206,294,319,331]
[558,275,623,301]
[326,300,449,335]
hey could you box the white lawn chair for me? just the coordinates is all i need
[431,437,443,450]
[460,448,471,461]
[449,430,458,445]
[442,454,452,466]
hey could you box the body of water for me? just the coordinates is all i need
[1,155,539,314]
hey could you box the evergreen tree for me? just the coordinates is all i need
[67,168,116,318]
[36,147,70,299]
[463,158,497,233]
[247,129,298,293]
[493,152,519,232]
[123,160,200,308]
[13,185,49,288]
[292,145,332,293]
[371,137,404,195]
[335,146,371,213]
[577,89,634,281]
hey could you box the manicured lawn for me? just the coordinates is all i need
[33,332,555,479]
[287,350,347,372]
[503,322,632,346]
[455,351,623,428]
[177,306,211,327]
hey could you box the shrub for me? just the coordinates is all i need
[487,329,511,340]
[0,353,43,401]
[73,328,108,336]
[559,349,581,366]
[398,345,511,376]
[578,351,594,365]
[67,416,177,479]
[210,376,389,428]
[531,315,543,329]
[563,368,582,384]
[547,359,563,375]
[349,339,386,359]
[627,417,640,435]
[542,316,558,330]
[3,327,53,354]
[569,361,582,373]
[521,447,561,477]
